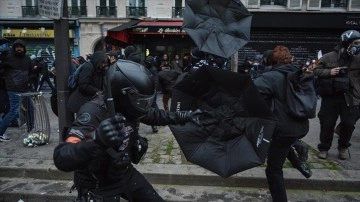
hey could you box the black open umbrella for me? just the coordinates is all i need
[0,38,10,46]
[182,0,252,58]
[169,67,276,178]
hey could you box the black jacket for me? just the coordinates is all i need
[67,51,107,113]
[54,100,188,188]
[253,64,309,138]
[1,39,32,92]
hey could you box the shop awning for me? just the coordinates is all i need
[131,20,186,35]
[105,20,140,46]
[106,20,186,46]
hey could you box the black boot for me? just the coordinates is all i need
[296,163,312,178]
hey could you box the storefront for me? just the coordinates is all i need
[106,12,359,66]
[106,20,195,60]
[239,12,360,66]
[0,19,79,68]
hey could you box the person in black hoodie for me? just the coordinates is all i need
[67,51,108,114]
[253,45,310,202]
[0,39,33,142]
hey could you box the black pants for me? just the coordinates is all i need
[266,135,300,202]
[83,166,165,202]
[317,96,358,151]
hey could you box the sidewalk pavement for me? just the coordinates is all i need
[0,94,359,198]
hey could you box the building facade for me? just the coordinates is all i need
[0,0,359,66]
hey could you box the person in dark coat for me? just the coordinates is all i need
[0,39,33,142]
[314,30,360,160]
[253,45,309,202]
[53,60,203,202]
[67,51,108,114]
[124,45,142,64]
[37,57,55,92]
[145,55,160,133]
[29,55,41,92]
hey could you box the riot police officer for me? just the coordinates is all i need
[53,59,204,202]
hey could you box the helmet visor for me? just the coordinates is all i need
[123,87,155,113]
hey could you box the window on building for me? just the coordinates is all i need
[128,0,146,17]
[23,0,38,16]
[98,0,116,17]
[260,0,287,6]
[70,0,87,16]
[321,0,347,7]
[173,0,184,18]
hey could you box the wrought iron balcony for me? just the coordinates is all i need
[68,6,87,17]
[22,6,39,17]
[321,0,347,7]
[260,0,287,6]
[96,6,117,17]
[126,7,147,18]
[172,7,185,18]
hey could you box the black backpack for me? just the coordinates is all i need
[278,69,317,119]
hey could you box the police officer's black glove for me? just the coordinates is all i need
[93,114,126,148]
[176,109,210,125]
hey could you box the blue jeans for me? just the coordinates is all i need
[0,91,20,135]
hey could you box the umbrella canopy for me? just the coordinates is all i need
[182,0,252,58]
[169,67,276,178]
[0,38,9,46]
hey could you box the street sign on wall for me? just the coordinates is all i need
[38,0,64,19]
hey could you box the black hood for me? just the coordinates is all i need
[90,51,108,71]
[12,39,27,55]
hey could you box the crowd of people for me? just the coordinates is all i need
[0,29,359,202]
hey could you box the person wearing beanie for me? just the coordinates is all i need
[314,30,360,160]
[0,39,33,142]
[253,45,310,202]
[67,51,108,114]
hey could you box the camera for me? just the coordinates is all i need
[339,66,348,74]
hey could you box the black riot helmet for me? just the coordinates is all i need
[340,30,360,47]
[106,59,155,120]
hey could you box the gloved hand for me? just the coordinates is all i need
[93,114,126,148]
[176,109,210,125]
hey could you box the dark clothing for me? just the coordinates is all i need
[317,96,358,150]
[253,64,309,138]
[1,39,32,92]
[171,59,183,72]
[145,56,160,110]
[67,52,107,113]
[36,59,55,92]
[266,136,299,202]
[0,39,33,136]
[53,100,187,201]
[254,64,308,202]
[313,47,360,151]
